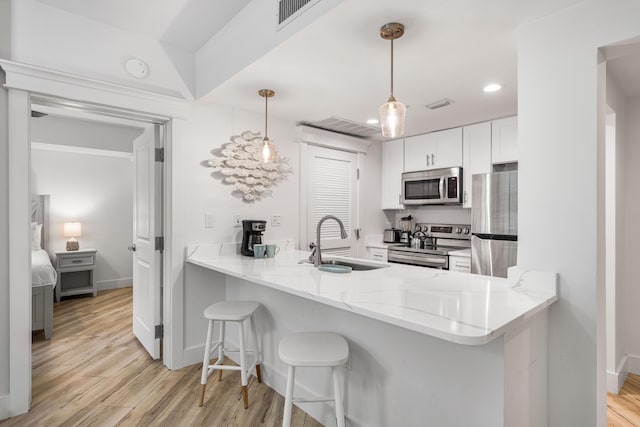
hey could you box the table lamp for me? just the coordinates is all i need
[63,221,82,251]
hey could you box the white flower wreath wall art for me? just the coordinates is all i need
[206,89,292,202]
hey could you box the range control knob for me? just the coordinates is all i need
[456,227,462,234]
[415,225,421,232]
[422,226,428,232]
[463,227,470,234]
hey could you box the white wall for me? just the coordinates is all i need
[0,69,9,416]
[0,0,10,59]
[31,149,134,289]
[31,115,142,153]
[604,70,628,391]
[518,1,640,425]
[624,96,640,366]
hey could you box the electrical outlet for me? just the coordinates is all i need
[271,214,282,227]
[234,215,242,227]
[205,213,215,228]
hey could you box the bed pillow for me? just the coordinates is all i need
[32,223,43,251]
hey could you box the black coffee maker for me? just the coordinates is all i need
[241,220,266,257]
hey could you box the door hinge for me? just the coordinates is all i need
[155,148,164,163]
[155,324,163,339]
[357,168,360,180]
[155,236,164,251]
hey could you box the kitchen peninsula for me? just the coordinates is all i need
[186,244,557,427]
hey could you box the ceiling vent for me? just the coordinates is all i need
[278,0,321,27]
[303,117,380,138]
[426,98,454,110]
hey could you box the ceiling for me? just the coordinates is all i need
[202,0,582,139]
[33,0,583,139]
[34,0,252,52]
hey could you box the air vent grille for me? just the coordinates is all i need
[278,0,317,25]
[305,117,380,138]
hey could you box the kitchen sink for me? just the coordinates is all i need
[321,259,388,271]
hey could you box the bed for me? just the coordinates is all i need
[31,194,56,339]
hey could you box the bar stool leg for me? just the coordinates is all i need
[217,321,225,381]
[199,319,214,407]
[282,365,295,427]
[238,319,249,409]
[332,367,346,427]
[250,314,262,383]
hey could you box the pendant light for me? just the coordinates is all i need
[258,89,276,163]
[379,22,406,138]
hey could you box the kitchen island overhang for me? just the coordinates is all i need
[185,244,557,427]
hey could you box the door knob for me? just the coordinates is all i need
[128,244,136,252]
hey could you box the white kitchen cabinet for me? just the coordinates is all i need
[462,122,492,208]
[366,246,388,262]
[449,255,471,273]
[491,116,518,164]
[404,127,463,172]
[381,138,404,209]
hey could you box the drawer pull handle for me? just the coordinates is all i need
[71,259,83,263]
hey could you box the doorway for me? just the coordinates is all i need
[28,100,166,404]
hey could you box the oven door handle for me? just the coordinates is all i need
[388,252,447,265]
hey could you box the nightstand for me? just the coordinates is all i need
[54,249,98,302]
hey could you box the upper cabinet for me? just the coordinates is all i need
[462,122,492,208]
[381,138,404,210]
[491,116,518,164]
[404,127,462,172]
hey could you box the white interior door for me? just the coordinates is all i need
[132,125,162,359]
[307,145,358,256]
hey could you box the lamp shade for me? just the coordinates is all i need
[63,222,82,238]
[379,99,406,138]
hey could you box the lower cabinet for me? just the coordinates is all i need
[449,255,471,273]
[366,246,388,262]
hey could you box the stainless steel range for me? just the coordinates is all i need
[387,223,471,269]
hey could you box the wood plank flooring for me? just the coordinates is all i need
[1,288,321,427]
[609,374,640,426]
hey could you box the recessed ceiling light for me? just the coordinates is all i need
[124,57,149,79]
[483,83,502,93]
[366,118,379,125]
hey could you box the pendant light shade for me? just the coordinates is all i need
[379,96,406,138]
[379,23,406,138]
[258,89,276,163]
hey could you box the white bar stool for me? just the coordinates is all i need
[198,301,262,409]
[279,332,349,427]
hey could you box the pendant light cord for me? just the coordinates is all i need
[390,37,394,99]
[264,95,269,139]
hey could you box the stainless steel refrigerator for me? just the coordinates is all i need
[471,171,517,278]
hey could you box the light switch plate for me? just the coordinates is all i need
[271,215,282,227]
[205,213,215,228]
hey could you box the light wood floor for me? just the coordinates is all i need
[609,374,640,426]
[1,288,321,427]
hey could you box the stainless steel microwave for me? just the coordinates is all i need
[401,167,463,205]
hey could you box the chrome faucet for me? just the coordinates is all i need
[313,215,348,267]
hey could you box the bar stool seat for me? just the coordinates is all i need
[198,300,262,409]
[279,332,349,427]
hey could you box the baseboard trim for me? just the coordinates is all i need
[607,355,629,393]
[0,394,9,420]
[627,354,640,376]
[96,278,132,291]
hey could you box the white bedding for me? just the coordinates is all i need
[32,249,57,288]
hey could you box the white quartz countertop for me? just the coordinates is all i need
[186,245,557,346]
